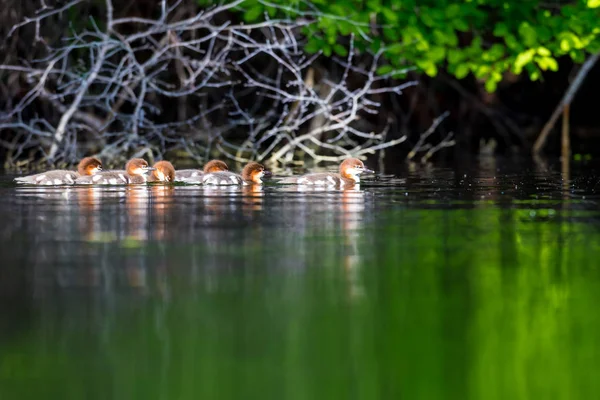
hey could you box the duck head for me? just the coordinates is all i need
[78,157,102,176]
[339,158,374,183]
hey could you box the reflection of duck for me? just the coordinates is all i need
[242,184,264,213]
[201,162,269,186]
[125,186,151,241]
[340,188,366,300]
[14,157,102,185]
[277,158,374,187]
[76,158,155,185]
[76,187,103,241]
[150,185,175,241]
[148,161,176,183]
[176,160,229,183]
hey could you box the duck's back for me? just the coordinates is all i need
[202,171,243,185]
[279,172,342,186]
[14,170,78,185]
[175,169,204,182]
[76,170,129,185]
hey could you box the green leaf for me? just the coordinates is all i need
[446,31,458,47]
[338,21,353,36]
[518,22,537,47]
[333,44,348,57]
[455,64,470,79]
[530,70,540,81]
[485,79,498,93]
[376,65,394,75]
[487,44,505,61]
[429,46,446,63]
[445,4,461,19]
[421,10,435,27]
[493,23,508,37]
[474,65,491,79]
[570,50,585,63]
[537,26,552,41]
[387,43,404,55]
[244,5,263,22]
[383,27,399,41]
[454,19,469,32]
[589,0,600,8]
[513,49,535,74]
[424,63,438,76]
[370,38,383,53]
[417,60,438,76]
[382,8,399,23]
[537,56,558,71]
[505,34,521,51]
[536,47,551,56]
[305,38,323,54]
[448,49,464,64]
[366,0,381,12]
[415,38,430,52]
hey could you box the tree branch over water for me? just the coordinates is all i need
[0,0,450,166]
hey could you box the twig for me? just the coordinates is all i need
[533,52,600,155]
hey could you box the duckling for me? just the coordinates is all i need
[202,162,268,185]
[148,161,176,183]
[277,158,374,187]
[75,158,155,185]
[14,157,102,185]
[176,160,229,183]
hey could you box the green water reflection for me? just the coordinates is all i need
[1,194,599,399]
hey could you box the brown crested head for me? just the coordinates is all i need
[126,158,154,176]
[78,157,102,176]
[339,158,373,181]
[151,160,176,182]
[203,159,229,173]
[241,162,268,184]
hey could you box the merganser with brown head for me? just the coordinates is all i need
[278,158,374,187]
[148,161,176,183]
[75,158,155,185]
[175,159,229,183]
[14,157,102,185]
[201,161,268,185]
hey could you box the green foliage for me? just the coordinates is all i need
[206,0,600,92]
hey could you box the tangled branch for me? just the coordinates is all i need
[0,0,450,167]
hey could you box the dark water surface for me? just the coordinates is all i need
[1,159,599,399]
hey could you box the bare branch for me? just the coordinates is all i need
[1,0,452,166]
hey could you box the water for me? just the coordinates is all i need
[1,158,599,399]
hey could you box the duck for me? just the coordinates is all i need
[14,156,103,185]
[148,161,176,183]
[277,158,374,186]
[201,161,268,185]
[75,158,155,185]
[175,160,229,183]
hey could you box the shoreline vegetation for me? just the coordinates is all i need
[1,0,599,170]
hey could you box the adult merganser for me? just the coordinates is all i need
[75,158,155,185]
[278,158,374,186]
[14,157,102,185]
[201,162,268,185]
[148,161,176,183]
[175,160,229,183]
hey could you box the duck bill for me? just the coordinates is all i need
[361,168,375,174]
